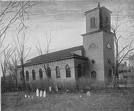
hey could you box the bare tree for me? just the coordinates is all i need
[15,33,31,89]
[45,32,52,54]
[36,40,44,56]
[8,53,18,88]
[111,10,134,87]
[35,32,52,80]
[1,46,14,79]
[36,32,52,56]
[0,1,36,90]
[0,1,35,41]
[0,1,35,61]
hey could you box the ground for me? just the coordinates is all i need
[2,88,134,111]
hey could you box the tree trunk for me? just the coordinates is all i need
[21,61,26,90]
[15,71,18,89]
[113,60,119,88]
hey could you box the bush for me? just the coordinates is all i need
[29,79,56,92]
[76,76,106,91]
[60,80,76,91]
[28,79,77,92]
[89,81,106,90]
[1,78,17,93]
[76,77,91,90]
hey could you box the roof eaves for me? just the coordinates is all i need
[23,55,74,67]
[85,7,99,15]
[85,6,112,15]
[22,54,87,67]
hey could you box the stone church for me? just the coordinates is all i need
[18,4,115,88]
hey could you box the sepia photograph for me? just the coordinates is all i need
[1,0,134,111]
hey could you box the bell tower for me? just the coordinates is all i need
[82,4,114,83]
[85,3,111,34]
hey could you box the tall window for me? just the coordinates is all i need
[91,71,96,79]
[65,64,71,77]
[32,70,36,80]
[56,66,60,78]
[46,66,51,78]
[20,71,23,80]
[26,71,29,81]
[90,17,96,28]
[108,69,112,81]
[39,68,43,79]
[105,16,109,25]
[77,64,82,78]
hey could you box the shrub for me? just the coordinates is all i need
[61,80,76,91]
[29,79,55,91]
[28,79,77,92]
[76,76,106,91]
[76,77,91,90]
[1,77,17,93]
[89,81,106,90]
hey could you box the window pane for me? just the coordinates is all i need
[56,66,60,78]
[77,64,82,78]
[90,17,96,28]
[91,71,96,79]
[26,71,29,81]
[65,64,71,77]
[47,67,51,78]
[20,71,23,80]
[39,68,43,79]
[32,70,36,80]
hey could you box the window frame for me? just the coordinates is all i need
[26,71,29,81]
[39,68,43,80]
[47,66,51,78]
[32,70,36,80]
[77,64,82,78]
[91,71,96,79]
[56,66,60,78]
[65,64,71,78]
[20,71,23,80]
[90,17,97,28]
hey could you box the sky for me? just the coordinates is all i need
[0,0,134,76]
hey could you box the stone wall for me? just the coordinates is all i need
[103,31,114,83]
[83,31,105,81]
[17,58,76,88]
[86,8,100,33]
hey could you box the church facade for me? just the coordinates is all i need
[17,5,115,88]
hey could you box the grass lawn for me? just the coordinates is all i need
[1,88,134,111]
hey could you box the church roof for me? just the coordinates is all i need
[22,45,88,67]
[85,6,112,15]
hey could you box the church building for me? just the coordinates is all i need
[17,4,115,88]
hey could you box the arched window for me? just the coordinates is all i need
[46,66,51,78]
[32,70,36,80]
[26,71,29,81]
[91,71,96,79]
[56,66,60,78]
[39,68,43,79]
[20,71,23,80]
[65,64,71,77]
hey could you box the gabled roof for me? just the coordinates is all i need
[23,45,87,67]
[85,6,112,15]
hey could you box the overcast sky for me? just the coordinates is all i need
[1,0,134,72]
